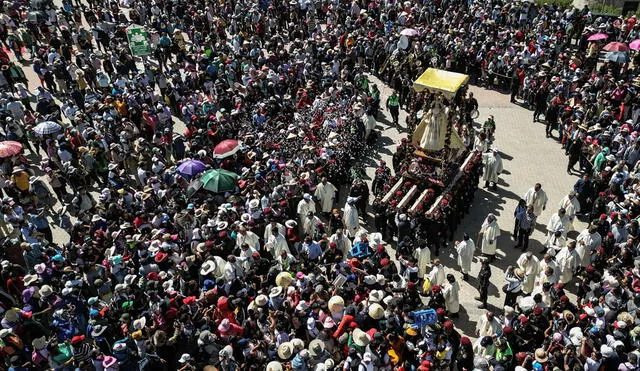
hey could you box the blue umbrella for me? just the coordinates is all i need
[605,51,629,63]
[177,160,207,176]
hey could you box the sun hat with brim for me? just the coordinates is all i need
[290,338,305,351]
[178,354,191,363]
[266,361,283,371]
[200,260,217,276]
[133,317,147,330]
[40,285,54,297]
[352,328,370,347]
[32,336,47,350]
[308,339,325,357]
[103,356,118,368]
[328,295,345,313]
[23,274,38,286]
[514,268,525,279]
[285,220,297,229]
[0,329,12,338]
[270,286,283,298]
[323,317,336,328]
[534,348,548,363]
[277,342,294,360]
[275,272,293,287]
[368,303,385,320]
[91,325,107,337]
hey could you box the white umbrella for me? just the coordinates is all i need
[400,28,420,37]
[34,121,62,135]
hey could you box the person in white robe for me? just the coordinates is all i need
[414,244,431,279]
[575,225,601,268]
[329,230,352,256]
[555,241,580,284]
[343,197,360,237]
[534,255,559,294]
[544,230,566,256]
[559,190,581,231]
[479,213,500,260]
[443,274,460,316]
[482,148,503,189]
[265,230,291,258]
[455,233,475,280]
[302,212,322,237]
[475,311,501,338]
[428,259,446,287]
[516,251,540,295]
[314,178,337,215]
[546,208,569,240]
[523,183,548,218]
[297,193,316,221]
[263,221,286,241]
[235,227,260,250]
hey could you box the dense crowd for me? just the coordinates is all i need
[2,0,640,370]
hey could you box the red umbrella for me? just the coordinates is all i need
[0,141,23,158]
[212,139,240,159]
[587,33,609,41]
[603,41,629,52]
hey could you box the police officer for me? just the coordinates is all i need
[386,90,400,127]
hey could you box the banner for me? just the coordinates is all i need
[410,309,438,328]
[126,26,151,56]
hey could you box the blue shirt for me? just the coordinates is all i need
[303,242,323,260]
[29,213,49,230]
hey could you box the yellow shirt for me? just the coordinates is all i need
[12,171,29,191]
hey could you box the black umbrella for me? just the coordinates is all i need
[186,179,204,199]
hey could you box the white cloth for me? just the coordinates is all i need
[479,219,500,256]
[555,247,579,284]
[314,181,337,213]
[559,195,581,231]
[343,202,359,237]
[414,247,431,278]
[576,229,601,268]
[546,213,569,239]
[524,187,548,216]
[266,234,290,258]
[428,264,446,287]
[455,239,475,274]
[236,231,260,250]
[516,253,540,294]
[296,199,316,219]
[476,314,501,338]
[329,234,352,255]
[443,281,460,314]
[482,152,503,184]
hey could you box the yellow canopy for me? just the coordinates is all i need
[413,68,469,99]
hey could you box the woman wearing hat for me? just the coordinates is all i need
[503,266,524,307]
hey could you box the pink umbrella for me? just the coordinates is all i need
[587,33,609,41]
[0,141,22,158]
[630,39,640,50]
[212,139,240,159]
[603,41,629,52]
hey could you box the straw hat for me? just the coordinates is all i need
[368,303,385,320]
[40,285,54,297]
[328,295,345,312]
[200,260,217,276]
[514,268,525,279]
[270,286,284,298]
[308,339,325,357]
[133,317,147,330]
[254,294,268,307]
[275,272,293,287]
[534,348,548,363]
[352,328,370,347]
[285,220,297,229]
[277,342,294,359]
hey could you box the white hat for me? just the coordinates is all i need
[303,193,312,200]
[368,303,385,320]
[278,342,294,359]
[266,361,283,371]
[285,220,297,229]
[352,328,370,347]
[249,199,260,209]
[601,344,614,358]
[23,274,38,286]
[216,221,229,231]
[133,317,147,330]
[200,260,217,276]
[241,213,251,223]
[178,354,191,363]
[0,329,13,338]
[369,290,384,303]
[40,285,53,297]
[270,286,283,298]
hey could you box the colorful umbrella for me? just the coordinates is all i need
[199,169,238,193]
[630,39,640,50]
[605,51,629,63]
[0,141,23,158]
[587,33,609,41]
[177,160,207,176]
[603,41,629,52]
[400,28,420,37]
[34,121,62,135]
[212,139,240,159]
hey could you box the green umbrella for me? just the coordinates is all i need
[199,169,238,193]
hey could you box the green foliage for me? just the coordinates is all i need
[541,0,576,10]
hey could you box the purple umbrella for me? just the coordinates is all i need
[177,160,207,176]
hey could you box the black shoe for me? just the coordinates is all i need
[478,303,487,309]
[463,274,469,281]
[474,297,482,301]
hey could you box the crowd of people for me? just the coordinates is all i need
[2,0,640,369]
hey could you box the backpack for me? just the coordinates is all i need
[349,355,363,371]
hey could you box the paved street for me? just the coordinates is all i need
[8,36,586,337]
